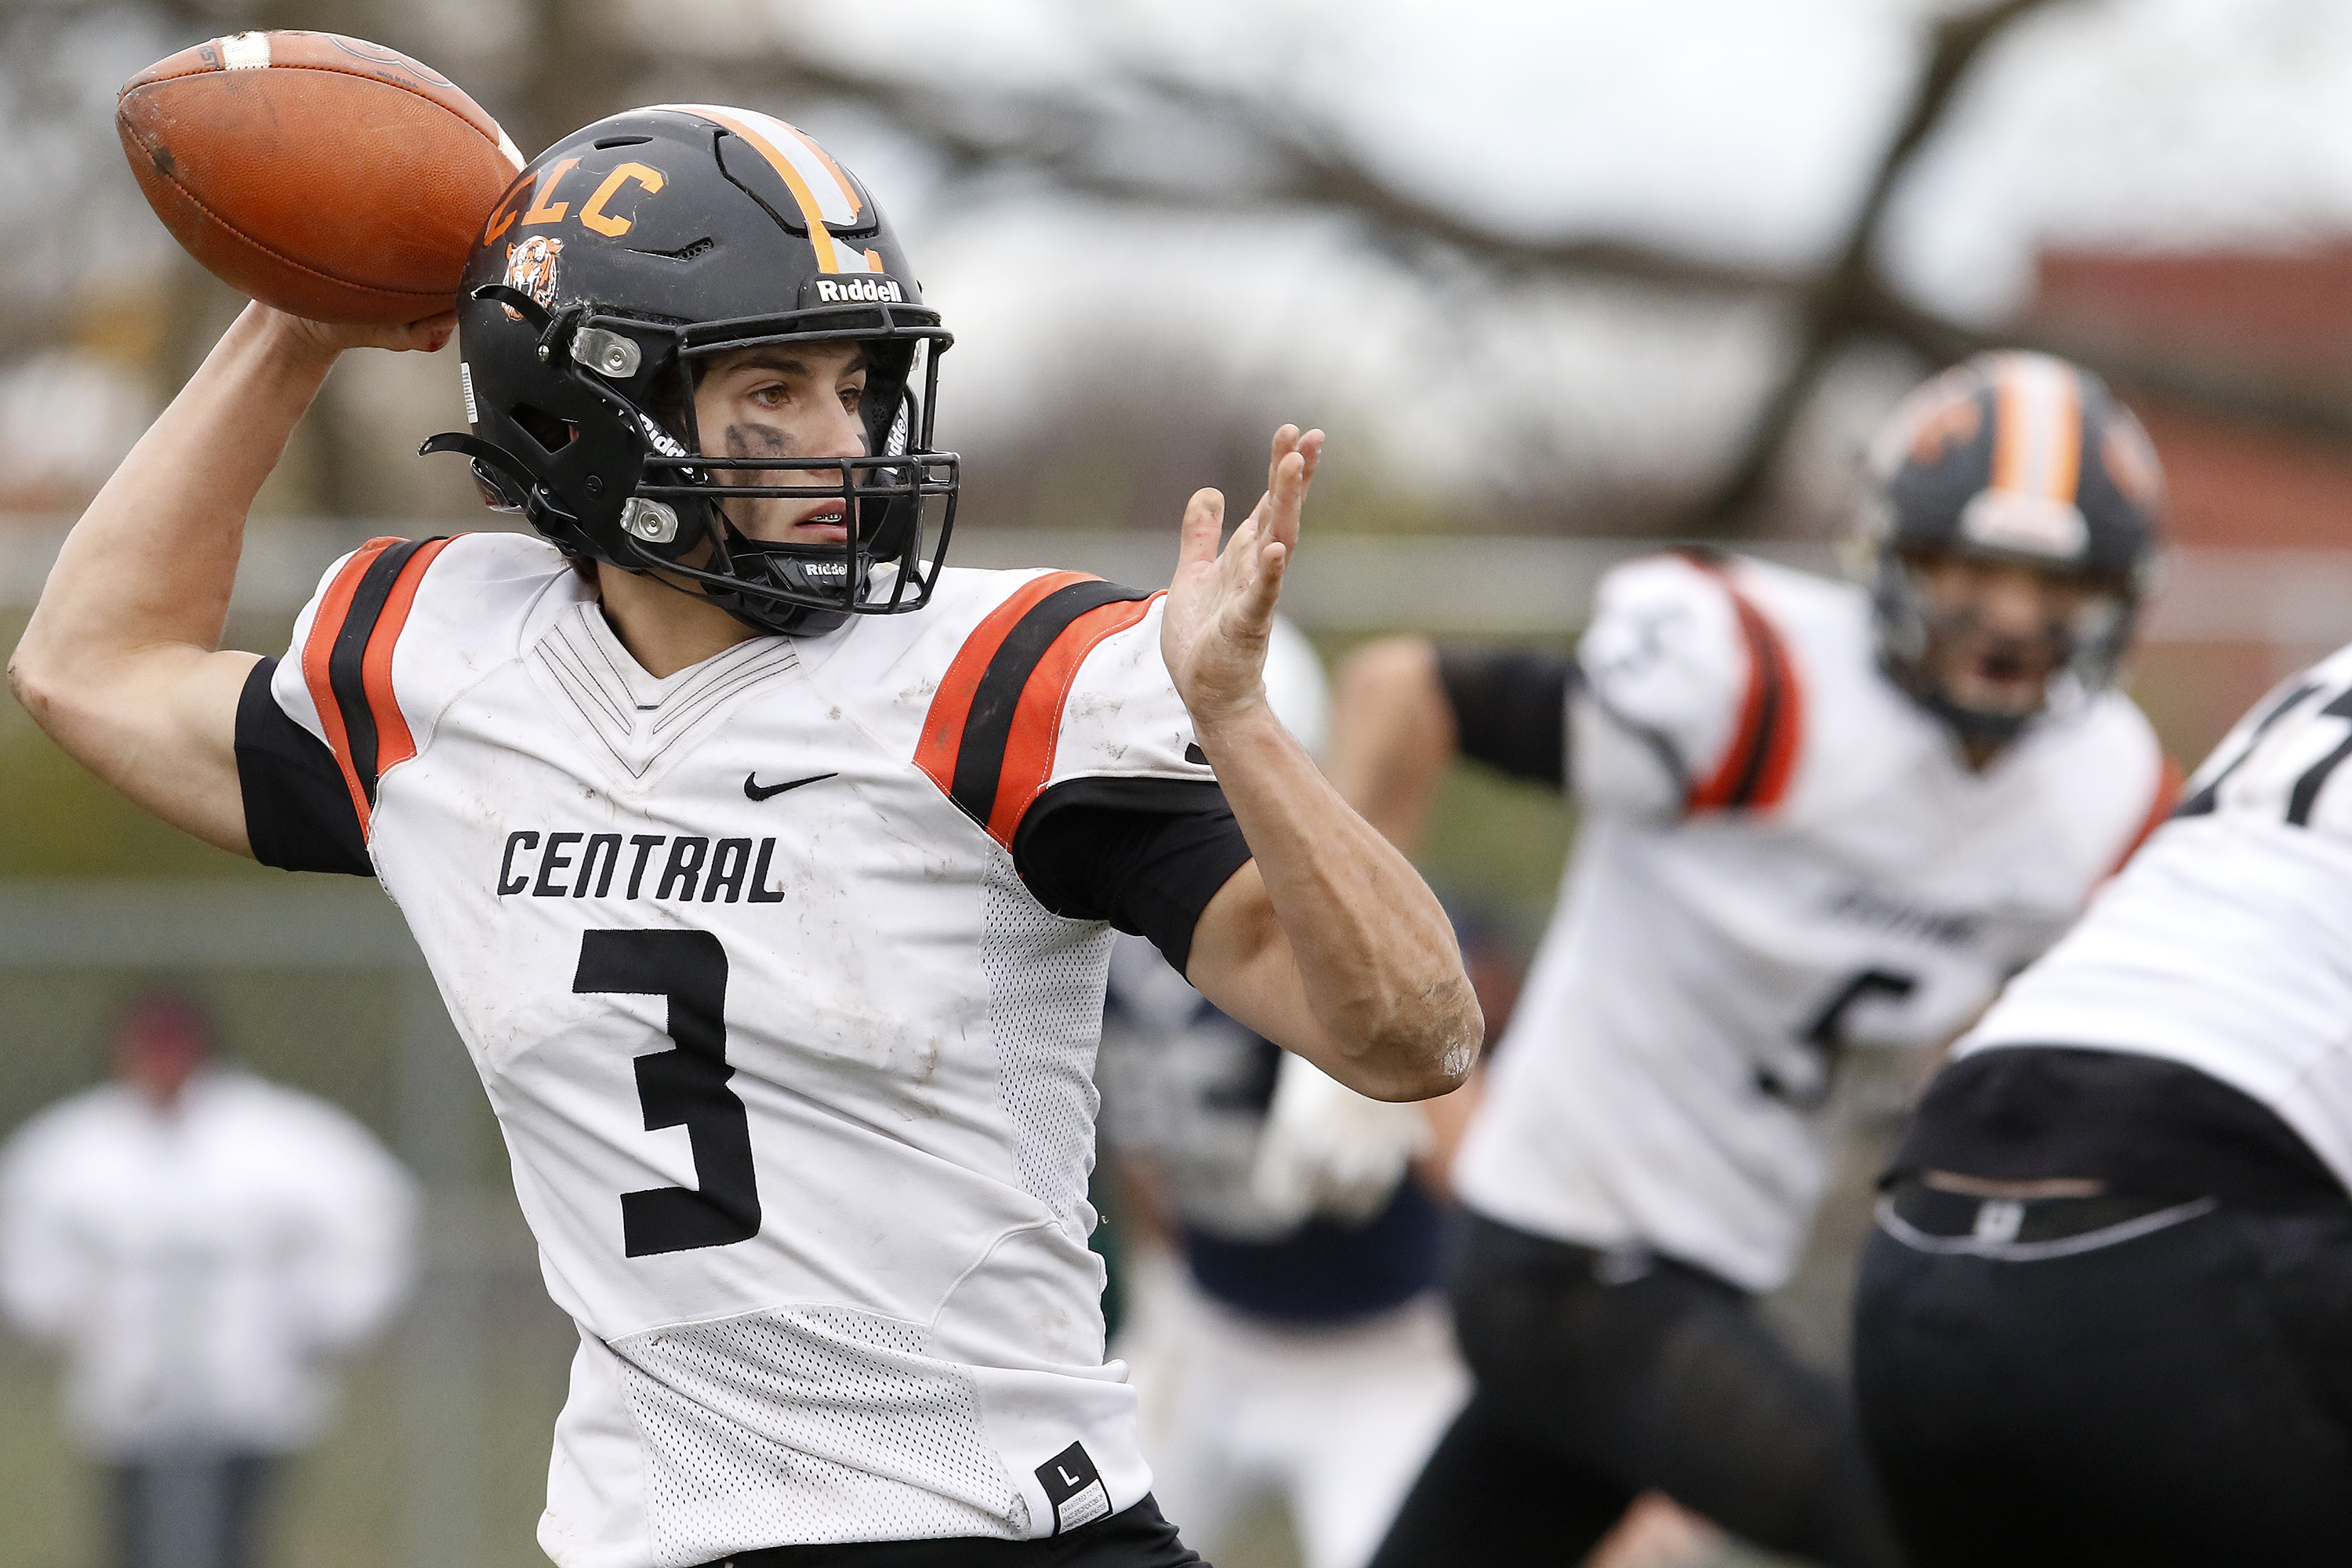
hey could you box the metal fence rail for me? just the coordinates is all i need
[8,517,2352,642]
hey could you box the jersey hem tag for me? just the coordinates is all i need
[1035,1441,1112,1536]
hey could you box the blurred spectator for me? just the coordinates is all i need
[1096,620,1468,1568]
[0,992,417,1568]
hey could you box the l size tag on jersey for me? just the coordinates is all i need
[1035,1441,1112,1535]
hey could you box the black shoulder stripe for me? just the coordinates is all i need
[325,538,434,805]
[2176,678,2321,819]
[947,579,1154,828]
[1721,597,1790,809]
[235,657,372,877]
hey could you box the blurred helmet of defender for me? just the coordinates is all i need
[425,105,958,637]
[1857,351,2163,745]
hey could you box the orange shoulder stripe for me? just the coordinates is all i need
[299,538,402,834]
[915,571,1096,802]
[985,593,1163,845]
[296,535,456,839]
[361,536,456,786]
[1681,554,1806,815]
[916,572,1161,844]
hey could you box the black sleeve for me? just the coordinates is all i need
[1435,647,1575,789]
[1012,777,1254,977]
[235,656,372,876]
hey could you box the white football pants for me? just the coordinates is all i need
[1117,1253,1469,1568]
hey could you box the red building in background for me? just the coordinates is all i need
[2030,245,2352,752]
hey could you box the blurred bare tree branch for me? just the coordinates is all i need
[1697,0,2077,524]
[654,0,2352,528]
[10,0,2352,524]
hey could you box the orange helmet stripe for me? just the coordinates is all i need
[659,105,859,274]
[1989,353,2084,503]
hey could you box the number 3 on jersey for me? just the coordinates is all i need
[572,930,762,1257]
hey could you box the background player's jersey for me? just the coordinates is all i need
[1965,641,2352,1191]
[256,534,1225,1566]
[1098,935,1444,1324]
[1453,552,2169,1291]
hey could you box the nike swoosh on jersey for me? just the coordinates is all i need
[743,771,837,801]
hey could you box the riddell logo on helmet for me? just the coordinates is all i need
[813,277,904,304]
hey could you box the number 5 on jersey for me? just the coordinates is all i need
[573,931,762,1257]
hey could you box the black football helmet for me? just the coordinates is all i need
[423,104,957,636]
[1856,350,2164,740]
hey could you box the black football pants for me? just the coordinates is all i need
[107,1450,275,1568]
[1370,1213,1905,1568]
[710,1497,1204,1567]
[1853,1196,2352,1568]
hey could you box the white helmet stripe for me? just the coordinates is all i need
[1989,352,2083,503]
[653,104,875,275]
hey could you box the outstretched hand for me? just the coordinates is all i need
[1163,423,1326,731]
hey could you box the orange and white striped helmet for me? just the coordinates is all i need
[1864,350,2162,584]
[1858,352,2164,729]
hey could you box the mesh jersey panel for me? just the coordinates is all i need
[981,862,1116,1238]
[613,1306,1028,1563]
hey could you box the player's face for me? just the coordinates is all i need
[691,343,869,546]
[1907,550,2110,723]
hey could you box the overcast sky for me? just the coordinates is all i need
[718,0,2352,512]
[18,0,2352,519]
[799,0,2352,321]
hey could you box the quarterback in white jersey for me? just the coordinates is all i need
[9,103,1479,1568]
[1338,353,2174,1568]
[1855,642,2352,1567]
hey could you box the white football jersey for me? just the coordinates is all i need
[260,533,1222,1566]
[1453,553,2170,1292]
[1965,642,2352,1192]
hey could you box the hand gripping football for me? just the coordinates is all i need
[116,31,524,325]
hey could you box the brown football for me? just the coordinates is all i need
[117,31,523,325]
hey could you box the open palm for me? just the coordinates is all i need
[1162,424,1326,731]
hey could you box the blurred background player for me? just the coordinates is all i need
[1855,638,2352,1566]
[1097,617,1469,1568]
[1338,351,2177,1568]
[0,990,417,1568]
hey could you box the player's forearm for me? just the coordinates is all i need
[1196,704,1480,1102]
[9,307,339,856]
[12,306,334,702]
[1327,637,1455,854]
